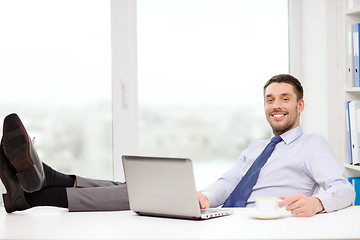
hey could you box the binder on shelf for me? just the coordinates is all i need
[348,101,360,165]
[348,177,360,206]
[353,23,360,87]
[346,101,353,164]
[348,25,354,87]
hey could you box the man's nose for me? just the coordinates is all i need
[272,99,283,109]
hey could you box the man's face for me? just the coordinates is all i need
[264,82,304,136]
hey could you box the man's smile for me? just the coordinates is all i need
[271,112,287,120]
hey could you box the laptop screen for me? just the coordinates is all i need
[122,155,202,218]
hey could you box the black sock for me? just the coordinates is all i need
[43,163,75,188]
[24,187,68,208]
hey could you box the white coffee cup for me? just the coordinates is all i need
[255,197,285,214]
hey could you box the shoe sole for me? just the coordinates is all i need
[3,114,33,172]
[3,114,44,192]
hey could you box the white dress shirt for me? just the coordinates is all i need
[201,126,355,212]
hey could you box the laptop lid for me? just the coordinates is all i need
[122,155,203,219]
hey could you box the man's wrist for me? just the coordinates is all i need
[313,197,325,214]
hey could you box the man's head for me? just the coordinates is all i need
[263,74,304,136]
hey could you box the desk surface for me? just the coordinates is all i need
[0,206,360,240]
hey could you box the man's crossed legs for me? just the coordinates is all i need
[0,113,129,213]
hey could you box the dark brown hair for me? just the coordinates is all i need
[263,74,304,101]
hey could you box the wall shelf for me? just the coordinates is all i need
[345,7,360,15]
[342,3,360,175]
[344,163,360,171]
[345,87,360,92]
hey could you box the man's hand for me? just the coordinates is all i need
[279,194,324,217]
[197,191,210,209]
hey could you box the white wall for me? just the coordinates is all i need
[290,0,337,136]
[289,0,342,160]
[290,0,328,138]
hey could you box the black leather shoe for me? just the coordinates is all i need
[2,113,45,193]
[0,143,31,213]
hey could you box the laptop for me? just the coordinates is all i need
[122,155,233,220]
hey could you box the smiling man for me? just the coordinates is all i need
[198,74,355,217]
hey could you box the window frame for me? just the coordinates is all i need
[111,0,138,182]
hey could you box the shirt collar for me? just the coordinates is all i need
[278,126,303,145]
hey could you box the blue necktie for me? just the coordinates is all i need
[223,136,282,207]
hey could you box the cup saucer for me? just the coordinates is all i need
[249,209,285,219]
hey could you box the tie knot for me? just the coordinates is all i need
[271,136,282,144]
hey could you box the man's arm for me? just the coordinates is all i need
[279,194,324,217]
[300,135,355,212]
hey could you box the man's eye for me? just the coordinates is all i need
[267,99,273,103]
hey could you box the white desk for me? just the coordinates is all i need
[0,206,359,239]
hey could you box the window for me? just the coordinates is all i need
[137,0,289,188]
[0,0,289,196]
[0,0,112,181]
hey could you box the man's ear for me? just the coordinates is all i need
[298,99,305,113]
